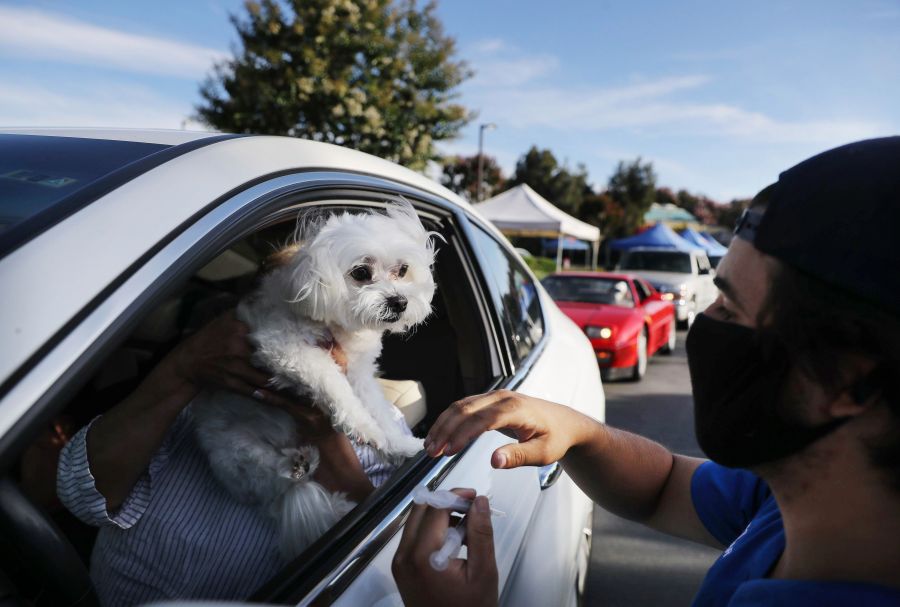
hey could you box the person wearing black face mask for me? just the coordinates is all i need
[393,137,900,607]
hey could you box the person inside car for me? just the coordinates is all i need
[55,252,386,606]
[393,137,900,606]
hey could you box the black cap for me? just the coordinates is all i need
[737,137,900,317]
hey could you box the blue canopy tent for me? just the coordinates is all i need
[541,236,591,267]
[610,223,702,252]
[680,227,728,256]
[700,231,730,252]
[541,237,591,251]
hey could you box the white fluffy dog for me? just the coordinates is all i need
[193,201,436,558]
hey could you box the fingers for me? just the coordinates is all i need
[438,401,525,456]
[395,488,476,569]
[491,439,549,469]
[464,496,497,582]
[426,391,512,456]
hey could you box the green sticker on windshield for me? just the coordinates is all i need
[1,169,79,188]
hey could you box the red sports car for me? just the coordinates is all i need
[542,272,677,381]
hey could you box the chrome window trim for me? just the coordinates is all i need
[0,168,525,604]
[297,279,551,605]
[0,171,502,448]
[459,215,550,376]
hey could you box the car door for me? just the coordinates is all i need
[322,218,602,607]
[632,278,662,351]
[0,168,511,606]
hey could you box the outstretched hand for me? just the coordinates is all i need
[392,488,498,607]
[424,390,595,470]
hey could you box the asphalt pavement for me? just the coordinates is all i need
[584,330,721,607]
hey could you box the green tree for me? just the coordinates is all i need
[507,146,591,216]
[654,187,678,207]
[196,0,472,170]
[578,191,620,232]
[440,154,504,202]
[717,197,753,229]
[606,158,657,237]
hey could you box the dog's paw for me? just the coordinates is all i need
[277,446,320,482]
[388,435,424,458]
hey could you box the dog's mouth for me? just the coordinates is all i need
[382,312,403,324]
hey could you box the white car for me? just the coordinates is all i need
[615,247,717,328]
[0,129,604,607]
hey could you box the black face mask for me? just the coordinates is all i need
[686,313,848,468]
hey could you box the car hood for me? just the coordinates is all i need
[621,270,689,288]
[554,301,635,327]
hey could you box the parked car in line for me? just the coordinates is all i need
[0,129,605,607]
[615,247,717,328]
[541,272,676,381]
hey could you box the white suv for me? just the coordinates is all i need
[616,247,717,328]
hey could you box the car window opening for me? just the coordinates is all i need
[4,202,495,606]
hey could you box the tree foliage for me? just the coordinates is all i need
[196,0,472,170]
[506,146,591,216]
[605,158,657,238]
[440,154,504,202]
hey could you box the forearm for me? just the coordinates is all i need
[561,417,716,545]
[313,433,375,503]
[562,419,676,522]
[87,377,196,511]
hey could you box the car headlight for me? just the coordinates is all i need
[585,326,613,339]
[656,284,686,301]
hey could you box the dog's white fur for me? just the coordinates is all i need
[193,201,436,558]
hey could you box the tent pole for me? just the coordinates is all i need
[556,234,563,272]
[592,240,599,270]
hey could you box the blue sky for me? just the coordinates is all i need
[1,0,898,200]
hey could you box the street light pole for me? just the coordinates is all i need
[476,122,497,202]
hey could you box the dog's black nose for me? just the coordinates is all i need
[386,295,407,313]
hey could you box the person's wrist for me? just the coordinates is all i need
[563,406,605,454]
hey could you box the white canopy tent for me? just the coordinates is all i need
[476,184,602,270]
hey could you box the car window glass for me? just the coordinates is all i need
[468,225,544,365]
[4,202,491,607]
[543,276,634,308]
[633,279,651,302]
[619,251,692,274]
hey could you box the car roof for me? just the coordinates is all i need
[0,127,223,146]
[0,130,472,393]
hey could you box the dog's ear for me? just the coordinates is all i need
[283,236,348,322]
[292,208,330,245]
[384,197,444,266]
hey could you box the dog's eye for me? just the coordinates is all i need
[350,266,372,282]
[397,264,408,278]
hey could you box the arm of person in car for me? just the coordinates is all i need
[424,390,721,548]
[59,312,287,515]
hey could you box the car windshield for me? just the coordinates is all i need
[542,276,634,307]
[0,134,168,255]
[619,250,692,273]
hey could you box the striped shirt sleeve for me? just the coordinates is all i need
[56,416,154,529]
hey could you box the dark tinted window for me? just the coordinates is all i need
[633,279,652,302]
[469,225,544,365]
[619,250,692,273]
[543,276,634,308]
[0,134,168,241]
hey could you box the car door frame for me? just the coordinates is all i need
[0,169,546,607]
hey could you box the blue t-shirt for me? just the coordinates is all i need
[690,461,900,606]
